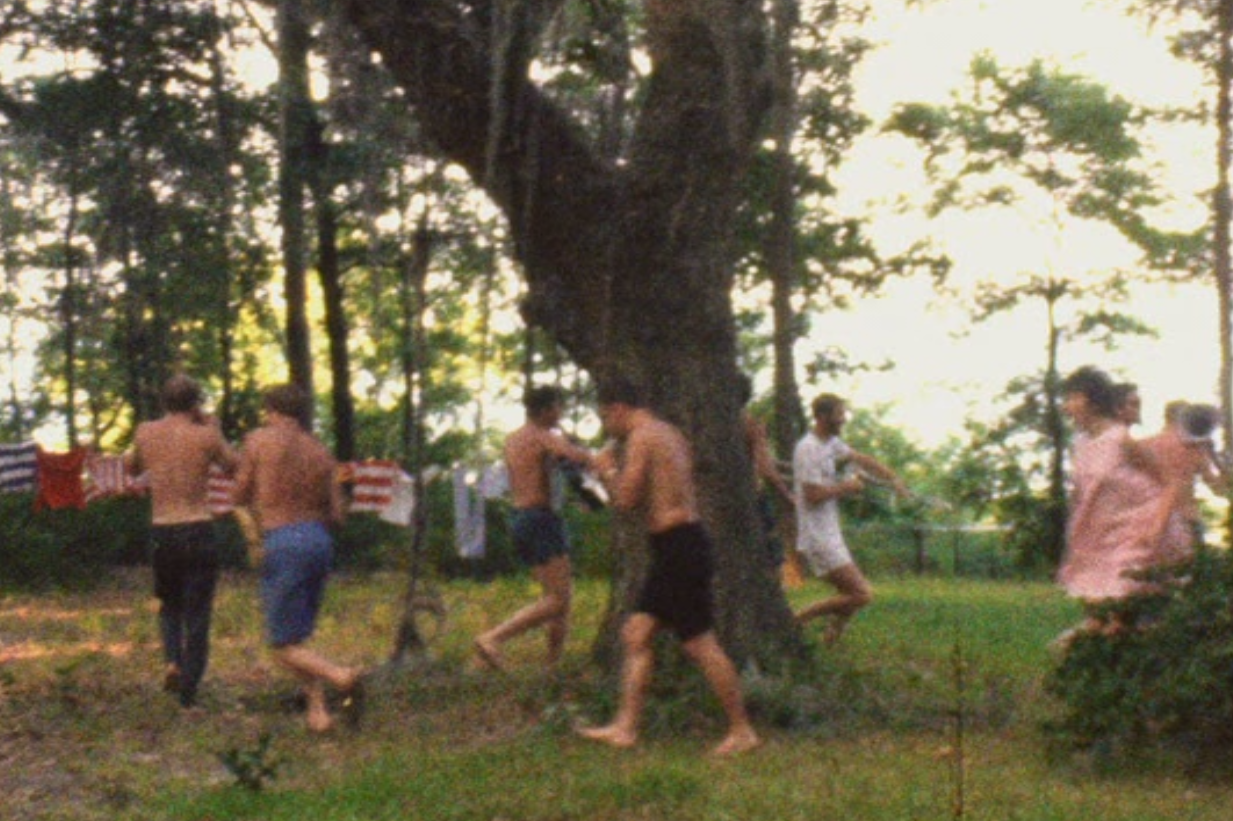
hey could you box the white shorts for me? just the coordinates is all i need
[798,535,855,577]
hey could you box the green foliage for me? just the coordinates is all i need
[1045,546,1233,758]
[218,733,281,792]
[0,493,148,591]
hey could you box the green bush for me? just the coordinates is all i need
[1044,545,1233,757]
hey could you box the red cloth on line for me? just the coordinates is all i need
[35,447,87,511]
[345,459,399,512]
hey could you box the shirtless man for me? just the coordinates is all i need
[474,386,595,671]
[125,375,237,708]
[578,375,760,756]
[792,393,908,644]
[233,383,364,733]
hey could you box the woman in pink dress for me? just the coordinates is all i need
[1057,367,1188,626]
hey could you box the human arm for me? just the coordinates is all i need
[847,450,911,498]
[746,415,794,505]
[604,433,650,512]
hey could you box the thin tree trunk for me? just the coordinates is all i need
[1214,0,1233,540]
[60,184,80,446]
[393,222,435,660]
[767,0,805,462]
[278,0,314,401]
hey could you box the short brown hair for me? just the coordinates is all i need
[811,393,845,421]
[162,374,203,414]
[263,383,311,428]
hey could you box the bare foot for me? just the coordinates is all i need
[306,710,334,734]
[576,725,636,749]
[474,637,506,672]
[711,728,762,757]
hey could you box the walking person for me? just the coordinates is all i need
[125,374,237,708]
[791,393,909,645]
[474,386,596,672]
[577,375,760,756]
[1057,367,1187,634]
[233,383,366,733]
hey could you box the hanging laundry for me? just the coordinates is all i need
[347,459,401,513]
[84,453,147,502]
[453,466,486,559]
[34,447,87,510]
[379,470,416,527]
[207,464,236,517]
[0,441,37,494]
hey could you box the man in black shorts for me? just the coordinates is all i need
[579,375,760,756]
[125,375,237,708]
[474,386,596,671]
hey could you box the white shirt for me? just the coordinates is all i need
[793,431,853,553]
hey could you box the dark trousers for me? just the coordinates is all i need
[151,521,219,707]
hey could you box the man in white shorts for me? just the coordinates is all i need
[792,393,908,644]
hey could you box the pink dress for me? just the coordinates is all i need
[1058,424,1190,601]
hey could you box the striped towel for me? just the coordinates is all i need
[0,441,37,493]
[84,454,147,501]
[345,459,400,513]
[208,464,236,517]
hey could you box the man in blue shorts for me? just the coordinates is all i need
[233,384,365,733]
[475,386,596,671]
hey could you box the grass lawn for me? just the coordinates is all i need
[3,568,1232,820]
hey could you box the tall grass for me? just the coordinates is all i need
[5,571,1233,820]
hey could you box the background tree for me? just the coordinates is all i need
[336,0,806,667]
[1109,0,1233,535]
[887,55,1173,566]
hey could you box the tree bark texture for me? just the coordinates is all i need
[338,0,803,666]
[278,0,315,402]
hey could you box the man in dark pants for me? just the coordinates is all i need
[126,375,237,708]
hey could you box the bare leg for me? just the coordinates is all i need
[794,563,873,645]
[577,613,658,749]
[476,555,572,670]
[272,644,363,732]
[681,631,761,756]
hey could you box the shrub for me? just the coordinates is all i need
[1044,545,1233,757]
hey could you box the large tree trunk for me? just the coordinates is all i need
[338,0,803,667]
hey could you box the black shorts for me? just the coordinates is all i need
[150,520,219,603]
[510,507,570,567]
[635,521,715,642]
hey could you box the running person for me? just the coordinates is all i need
[474,386,596,671]
[792,393,908,645]
[233,383,365,733]
[578,375,760,756]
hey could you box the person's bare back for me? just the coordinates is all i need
[129,415,234,526]
[235,422,340,531]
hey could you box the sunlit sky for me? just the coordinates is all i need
[1,0,1222,451]
[816,0,1217,446]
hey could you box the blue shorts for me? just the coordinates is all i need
[260,521,334,647]
[509,507,570,567]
